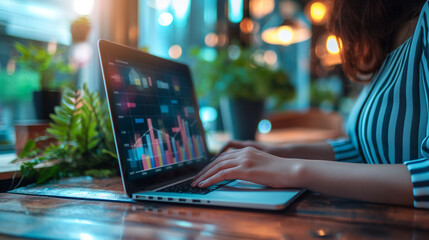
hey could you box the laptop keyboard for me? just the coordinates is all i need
[157,179,233,195]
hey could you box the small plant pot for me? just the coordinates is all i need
[70,22,91,43]
[220,97,265,140]
[14,120,53,156]
[33,90,62,120]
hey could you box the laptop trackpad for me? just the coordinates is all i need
[202,180,302,208]
[217,180,271,191]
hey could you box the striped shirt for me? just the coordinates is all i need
[328,1,429,208]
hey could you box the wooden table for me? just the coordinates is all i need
[0,177,428,240]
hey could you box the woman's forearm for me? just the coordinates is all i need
[297,160,414,206]
[270,142,336,161]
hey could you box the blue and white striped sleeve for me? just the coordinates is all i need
[404,159,429,208]
[327,138,364,163]
[404,2,429,209]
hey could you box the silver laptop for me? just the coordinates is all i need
[98,40,304,210]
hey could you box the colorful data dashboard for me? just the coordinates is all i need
[108,61,206,177]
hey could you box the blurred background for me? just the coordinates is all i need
[0,0,363,153]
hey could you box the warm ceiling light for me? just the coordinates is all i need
[278,26,293,44]
[305,1,328,25]
[326,35,340,54]
[262,20,311,46]
[310,2,326,23]
[315,34,342,66]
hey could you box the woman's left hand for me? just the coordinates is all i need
[191,146,305,188]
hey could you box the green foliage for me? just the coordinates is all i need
[191,47,295,108]
[0,70,39,102]
[14,84,118,184]
[14,42,73,90]
[72,16,90,25]
[310,81,336,107]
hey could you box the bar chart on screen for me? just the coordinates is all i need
[110,63,206,174]
[127,116,206,171]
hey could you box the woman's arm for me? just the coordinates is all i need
[192,147,414,206]
[299,159,413,206]
[271,142,336,160]
[216,140,336,160]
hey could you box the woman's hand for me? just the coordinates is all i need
[191,146,304,188]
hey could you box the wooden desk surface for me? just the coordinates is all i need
[0,178,428,239]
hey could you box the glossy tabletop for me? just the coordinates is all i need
[0,178,428,239]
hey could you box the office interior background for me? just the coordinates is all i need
[0,0,361,151]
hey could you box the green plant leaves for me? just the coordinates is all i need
[0,70,39,102]
[14,42,73,90]
[191,47,295,108]
[47,88,81,144]
[18,140,36,158]
[16,84,118,184]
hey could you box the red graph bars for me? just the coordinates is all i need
[128,116,204,170]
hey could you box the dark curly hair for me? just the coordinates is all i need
[328,0,426,82]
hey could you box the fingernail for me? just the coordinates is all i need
[198,181,205,187]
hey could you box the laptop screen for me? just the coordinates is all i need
[110,61,207,179]
[99,40,209,195]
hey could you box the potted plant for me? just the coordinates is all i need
[192,47,295,140]
[15,42,73,120]
[14,84,118,184]
[70,16,91,43]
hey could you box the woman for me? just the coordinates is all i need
[192,0,429,208]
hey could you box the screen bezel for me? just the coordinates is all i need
[98,39,210,197]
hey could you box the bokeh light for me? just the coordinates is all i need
[326,35,340,54]
[228,45,241,60]
[217,34,228,47]
[73,0,94,15]
[228,0,243,23]
[198,48,217,62]
[199,106,218,122]
[79,233,94,240]
[205,33,218,47]
[240,18,254,34]
[158,12,173,26]
[155,0,171,11]
[262,21,311,46]
[168,45,182,59]
[258,119,272,134]
[249,0,275,19]
[278,26,294,44]
[310,2,327,24]
[172,0,190,19]
[252,50,265,66]
[263,50,277,65]
[315,34,342,66]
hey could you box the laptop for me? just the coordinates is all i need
[98,39,304,210]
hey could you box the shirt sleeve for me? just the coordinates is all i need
[404,1,429,209]
[327,138,364,163]
[404,158,429,208]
